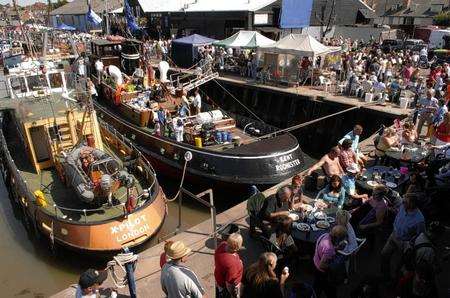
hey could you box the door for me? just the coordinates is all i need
[29,126,51,162]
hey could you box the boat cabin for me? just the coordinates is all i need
[90,39,123,70]
[5,65,68,99]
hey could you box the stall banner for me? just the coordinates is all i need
[280,0,314,29]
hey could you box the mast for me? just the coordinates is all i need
[11,0,35,58]
[47,0,52,27]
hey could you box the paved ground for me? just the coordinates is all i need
[150,60,413,117]
[216,74,412,117]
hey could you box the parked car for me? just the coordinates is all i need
[404,39,427,51]
[381,39,404,53]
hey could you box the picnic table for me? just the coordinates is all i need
[291,205,338,243]
[385,144,429,164]
[356,165,409,192]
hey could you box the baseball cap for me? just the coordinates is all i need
[78,269,108,289]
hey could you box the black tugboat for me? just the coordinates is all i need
[89,38,307,188]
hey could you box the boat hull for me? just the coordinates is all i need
[0,108,167,252]
[34,188,166,251]
[94,101,307,187]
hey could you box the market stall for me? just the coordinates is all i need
[171,34,216,68]
[258,34,340,84]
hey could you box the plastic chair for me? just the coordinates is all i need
[338,237,367,275]
[319,75,332,92]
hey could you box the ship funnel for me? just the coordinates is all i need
[158,61,170,83]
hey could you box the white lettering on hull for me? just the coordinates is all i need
[275,159,301,171]
[110,215,150,243]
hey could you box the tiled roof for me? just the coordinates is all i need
[50,0,122,16]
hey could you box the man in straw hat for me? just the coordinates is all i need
[161,241,205,298]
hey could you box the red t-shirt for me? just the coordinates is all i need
[160,252,167,268]
[214,241,243,288]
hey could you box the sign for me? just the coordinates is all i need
[280,0,314,29]
[275,153,301,171]
[110,214,151,243]
[254,13,269,25]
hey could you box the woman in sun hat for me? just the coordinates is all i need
[160,241,205,298]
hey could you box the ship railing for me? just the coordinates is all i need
[0,132,37,208]
[157,188,218,250]
[0,125,157,224]
[98,117,157,177]
[50,176,157,224]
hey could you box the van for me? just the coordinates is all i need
[429,29,450,49]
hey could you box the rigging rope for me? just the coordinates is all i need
[257,102,380,139]
[106,252,138,288]
[211,78,265,123]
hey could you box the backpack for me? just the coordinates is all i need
[402,234,434,271]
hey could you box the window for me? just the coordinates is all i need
[10,77,27,93]
[49,73,63,88]
[431,4,443,13]
[27,75,46,91]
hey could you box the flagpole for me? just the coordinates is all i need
[86,0,90,32]
[105,0,110,35]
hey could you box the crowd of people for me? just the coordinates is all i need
[68,34,450,298]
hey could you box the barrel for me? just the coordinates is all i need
[226,131,232,142]
[215,131,222,143]
[221,131,227,143]
[195,137,203,148]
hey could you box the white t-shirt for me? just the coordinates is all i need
[420,48,427,57]
[95,60,104,72]
[193,94,202,109]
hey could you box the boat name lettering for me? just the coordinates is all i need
[275,159,301,171]
[276,154,293,163]
[110,215,147,234]
[116,224,150,243]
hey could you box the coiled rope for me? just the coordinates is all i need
[106,252,138,288]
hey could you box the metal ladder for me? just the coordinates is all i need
[182,71,219,92]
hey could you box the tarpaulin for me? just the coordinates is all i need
[280,0,313,29]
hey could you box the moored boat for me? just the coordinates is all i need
[89,38,307,188]
[0,60,166,252]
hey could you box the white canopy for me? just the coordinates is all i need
[260,34,339,57]
[213,30,275,49]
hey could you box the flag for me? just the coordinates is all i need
[87,6,102,25]
[280,0,314,29]
[124,0,140,34]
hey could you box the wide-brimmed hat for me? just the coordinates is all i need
[346,164,359,174]
[166,241,191,260]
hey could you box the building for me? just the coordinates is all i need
[374,0,449,31]
[129,0,374,39]
[50,0,121,32]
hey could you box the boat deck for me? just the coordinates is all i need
[6,130,145,223]
[0,94,76,122]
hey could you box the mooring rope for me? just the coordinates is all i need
[164,157,189,202]
[257,102,380,140]
[106,252,138,288]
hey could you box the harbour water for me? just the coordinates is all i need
[0,176,213,297]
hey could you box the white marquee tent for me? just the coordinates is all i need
[213,30,275,49]
[259,34,339,57]
[257,34,340,83]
